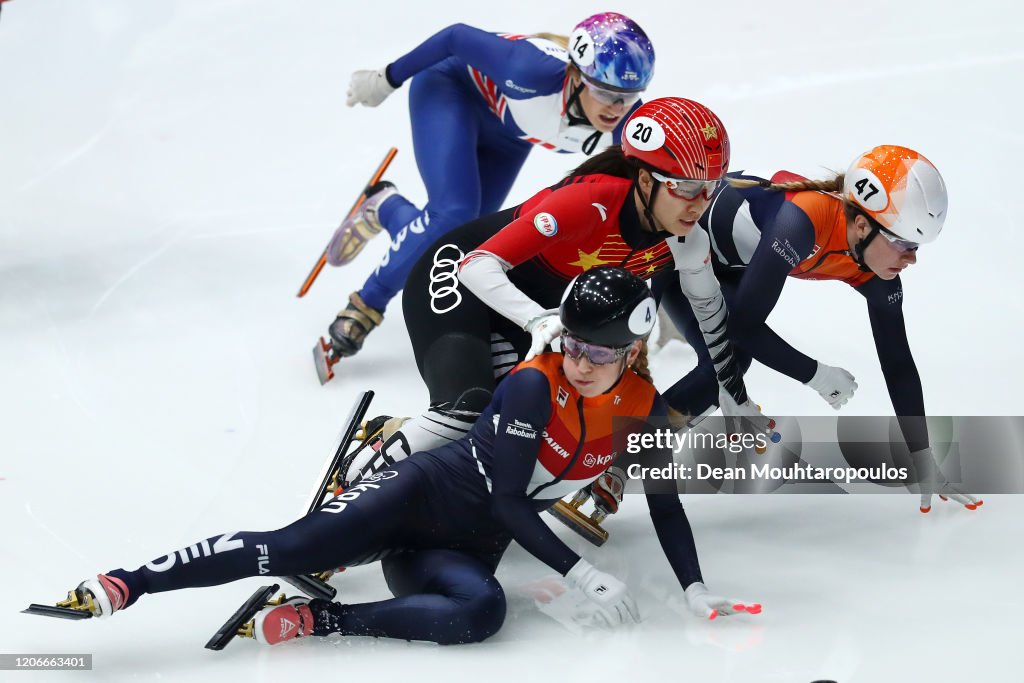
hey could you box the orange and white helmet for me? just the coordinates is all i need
[843,146,948,244]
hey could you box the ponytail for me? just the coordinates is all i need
[727,174,845,194]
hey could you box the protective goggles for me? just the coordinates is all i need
[878,227,920,253]
[650,171,720,201]
[581,79,643,107]
[560,332,630,365]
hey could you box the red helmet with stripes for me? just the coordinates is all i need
[621,98,730,180]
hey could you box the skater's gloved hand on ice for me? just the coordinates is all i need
[718,388,779,451]
[346,68,396,107]
[525,312,563,361]
[684,582,761,620]
[591,467,626,515]
[805,362,857,409]
[565,559,639,626]
[912,447,983,513]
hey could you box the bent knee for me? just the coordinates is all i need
[438,584,507,645]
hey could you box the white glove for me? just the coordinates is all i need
[525,313,563,361]
[565,559,639,626]
[684,581,761,620]
[912,447,983,513]
[590,466,626,515]
[718,388,779,452]
[805,362,857,409]
[346,68,397,107]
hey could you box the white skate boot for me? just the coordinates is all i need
[326,181,399,266]
[74,574,131,617]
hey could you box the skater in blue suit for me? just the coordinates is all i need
[322,13,656,358]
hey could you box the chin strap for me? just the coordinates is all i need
[850,225,882,272]
[564,80,603,156]
[633,170,665,233]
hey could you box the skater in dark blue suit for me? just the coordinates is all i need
[322,13,655,359]
[50,270,758,647]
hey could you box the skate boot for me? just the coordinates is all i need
[37,574,131,619]
[338,415,410,487]
[328,292,384,358]
[326,181,398,266]
[249,596,315,646]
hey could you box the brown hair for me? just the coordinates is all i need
[567,144,638,180]
[630,341,653,384]
[726,174,845,194]
[727,173,880,229]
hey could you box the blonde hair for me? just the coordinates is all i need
[531,32,569,49]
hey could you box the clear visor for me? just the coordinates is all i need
[581,78,642,108]
[650,171,720,201]
[878,227,920,253]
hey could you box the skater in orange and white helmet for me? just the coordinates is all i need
[658,145,981,512]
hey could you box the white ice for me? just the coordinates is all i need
[1,1,1022,681]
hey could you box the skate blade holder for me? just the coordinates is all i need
[205,584,283,650]
[282,573,336,601]
[313,336,340,385]
[23,590,97,620]
[547,492,609,547]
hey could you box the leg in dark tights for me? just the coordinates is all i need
[105,457,508,644]
[313,549,506,644]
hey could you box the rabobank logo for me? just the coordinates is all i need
[505,419,538,439]
[533,212,558,237]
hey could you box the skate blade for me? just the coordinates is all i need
[205,584,281,651]
[313,337,339,385]
[547,501,608,547]
[22,604,94,620]
[282,574,337,601]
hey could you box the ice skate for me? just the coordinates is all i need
[249,596,315,645]
[327,291,384,359]
[24,573,131,620]
[326,181,398,266]
[547,487,609,547]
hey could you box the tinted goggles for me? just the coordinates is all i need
[581,79,643,107]
[650,171,719,200]
[561,332,630,365]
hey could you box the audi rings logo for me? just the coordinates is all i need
[429,244,465,314]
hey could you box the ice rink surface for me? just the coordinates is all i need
[1,1,1022,681]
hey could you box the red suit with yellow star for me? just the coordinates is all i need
[399,171,673,412]
[462,173,673,311]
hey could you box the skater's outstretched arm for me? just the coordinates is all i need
[488,368,581,574]
[387,24,566,95]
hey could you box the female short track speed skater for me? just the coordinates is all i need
[656,145,981,512]
[322,13,655,358]
[345,97,772,485]
[40,270,758,646]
